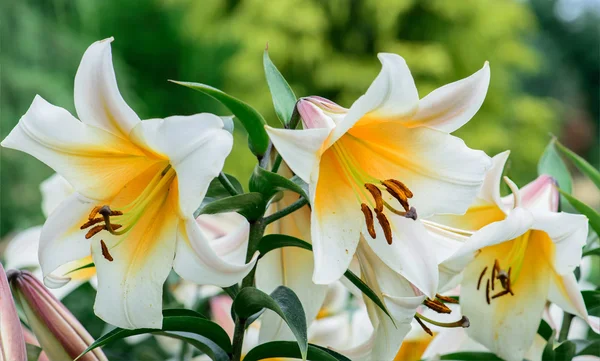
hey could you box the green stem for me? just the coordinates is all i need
[218,173,239,196]
[558,312,574,342]
[271,154,283,174]
[263,198,308,225]
[230,220,266,361]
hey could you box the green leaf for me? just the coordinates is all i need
[65,261,95,275]
[157,331,230,361]
[76,309,232,360]
[170,80,269,156]
[257,234,312,257]
[537,319,554,341]
[256,234,395,324]
[435,352,504,360]
[233,286,308,360]
[542,340,577,361]
[555,140,600,190]
[197,193,266,221]
[26,344,42,361]
[243,341,351,361]
[263,48,297,125]
[559,189,600,236]
[206,173,243,199]
[538,138,572,194]
[582,290,600,317]
[583,248,600,257]
[344,268,395,325]
[249,165,309,201]
[572,339,600,356]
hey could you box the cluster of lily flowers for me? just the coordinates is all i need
[0,37,597,361]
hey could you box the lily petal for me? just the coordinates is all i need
[129,114,233,215]
[0,263,27,361]
[478,151,510,212]
[40,174,74,218]
[173,217,258,288]
[265,126,331,183]
[332,53,419,143]
[39,193,98,287]
[505,175,559,213]
[74,37,140,137]
[5,226,43,272]
[1,96,157,201]
[411,62,490,133]
[548,272,588,321]
[92,191,179,329]
[364,216,438,298]
[532,211,588,274]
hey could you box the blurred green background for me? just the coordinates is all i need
[1,0,599,238]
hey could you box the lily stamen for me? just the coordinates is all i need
[485,279,491,305]
[100,240,114,262]
[415,312,470,329]
[361,203,377,238]
[477,266,488,290]
[414,316,433,336]
[374,209,393,245]
[423,298,452,314]
[382,180,410,212]
[364,184,384,212]
[436,294,459,304]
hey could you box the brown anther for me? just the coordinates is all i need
[404,207,418,220]
[88,206,102,220]
[492,259,499,291]
[497,270,509,289]
[85,225,105,239]
[436,294,459,304]
[109,224,122,232]
[364,184,384,212]
[382,180,410,212]
[485,279,491,305]
[424,298,452,314]
[387,179,413,198]
[374,209,393,245]
[100,240,114,262]
[414,316,433,337]
[477,266,488,290]
[80,217,103,230]
[360,203,377,239]
[110,210,123,216]
[491,290,510,299]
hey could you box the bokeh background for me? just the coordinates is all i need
[1,0,599,359]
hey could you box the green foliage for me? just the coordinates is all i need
[249,165,309,201]
[263,48,297,125]
[538,138,572,193]
[243,341,351,361]
[559,190,600,237]
[232,286,308,360]
[555,140,600,190]
[582,290,600,317]
[196,193,266,221]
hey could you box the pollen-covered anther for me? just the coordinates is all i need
[436,294,459,304]
[382,180,410,212]
[88,206,102,220]
[477,266,487,290]
[100,240,113,262]
[374,209,393,245]
[364,184,384,212]
[360,203,377,239]
[414,316,433,336]
[80,217,103,230]
[85,225,105,239]
[424,298,452,314]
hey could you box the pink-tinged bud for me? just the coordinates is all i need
[8,270,107,361]
[297,96,347,130]
[0,263,27,361]
[21,327,49,361]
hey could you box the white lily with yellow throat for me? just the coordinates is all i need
[432,151,591,361]
[1,37,258,330]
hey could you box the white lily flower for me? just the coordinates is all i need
[256,164,328,343]
[430,151,590,361]
[1,38,257,329]
[265,54,492,298]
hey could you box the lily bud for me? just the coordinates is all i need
[8,270,107,361]
[0,263,27,361]
[296,96,346,130]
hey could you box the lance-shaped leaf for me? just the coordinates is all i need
[263,47,297,125]
[170,80,269,156]
[582,290,600,317]
[249,165,308,201]
[555,140,600,190]
[232,286,308,360]
[78,309,232,360]
[206,174,244,199]
[196,193,267,221]
[244,341,351,361]
[559,189,600,236]
[0,264,27,361]
[9,270,106,361]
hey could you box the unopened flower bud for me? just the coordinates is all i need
[9,270,107,361]
[0,263,27,361]
[296,96,346,130]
